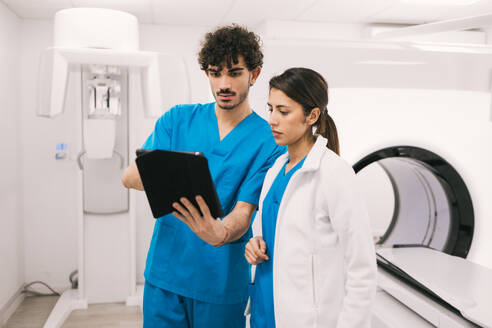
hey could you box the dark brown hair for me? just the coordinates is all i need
[198,24,263,71]
[269,67,339,155]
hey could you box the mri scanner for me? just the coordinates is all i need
[250,36,492,327]
[37,7,492,328]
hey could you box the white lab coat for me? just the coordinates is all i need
[251,135,377,328]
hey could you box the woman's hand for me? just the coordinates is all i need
[245,236,269,265]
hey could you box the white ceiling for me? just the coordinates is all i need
[2,0,492,26]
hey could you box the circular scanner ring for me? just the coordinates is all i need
[353,146,474,258]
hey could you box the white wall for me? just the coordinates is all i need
[19,19,80,290]
[0,0,23,322]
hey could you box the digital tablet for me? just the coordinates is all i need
[135,149,224,219]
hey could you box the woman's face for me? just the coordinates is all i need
[268,88,312,146]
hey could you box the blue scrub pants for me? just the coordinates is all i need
[143,281,247,328]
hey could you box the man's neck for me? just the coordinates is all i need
[214,100,252,127]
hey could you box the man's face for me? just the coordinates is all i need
[206,56,258,111]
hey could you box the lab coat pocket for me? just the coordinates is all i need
[316,246,344,307]
[310,254,317,306]
[310,254,321,328]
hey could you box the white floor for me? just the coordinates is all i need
[4,295,142,328]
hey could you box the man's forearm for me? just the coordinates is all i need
[222,201,256,243]
[121,161,144,191]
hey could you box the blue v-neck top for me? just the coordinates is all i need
[250,156,306,328]
[141,102,286,304]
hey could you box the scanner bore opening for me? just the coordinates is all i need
[353,146,473,258]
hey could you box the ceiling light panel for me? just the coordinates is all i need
[355,60,427,65]
[224,0,318,27]
[2,0,72,19]
[72,0,153,24]
[152,0,234,26]
[432,0,492,21]
[371,0,489,24]
[297,0,395,23]
[401,0,480,5]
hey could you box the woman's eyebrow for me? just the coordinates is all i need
[268,101,290,107]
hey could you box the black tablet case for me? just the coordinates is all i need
[135,150,224,219]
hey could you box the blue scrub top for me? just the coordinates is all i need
[142,102,286,304]
[250,157,306,328]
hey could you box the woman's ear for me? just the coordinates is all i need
[307,107,321,126]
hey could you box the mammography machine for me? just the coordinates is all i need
[36,8,189,328]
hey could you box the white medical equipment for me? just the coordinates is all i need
[36,8,189,328]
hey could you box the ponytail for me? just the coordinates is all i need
[316,109,339,155]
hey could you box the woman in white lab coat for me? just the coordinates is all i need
[245,67,377,328]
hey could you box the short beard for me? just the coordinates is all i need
[217,90,248,110]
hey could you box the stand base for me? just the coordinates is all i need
[43,289,87,328]
[43,285,144,328]
[126,284,143,308]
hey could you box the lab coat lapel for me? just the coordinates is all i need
[297,135,327,173]
[256,136,328,236]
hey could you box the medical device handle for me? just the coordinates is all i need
[76,150,124,170]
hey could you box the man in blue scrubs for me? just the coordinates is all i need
[122,25,285,327]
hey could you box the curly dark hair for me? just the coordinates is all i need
[198,24,263,71]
